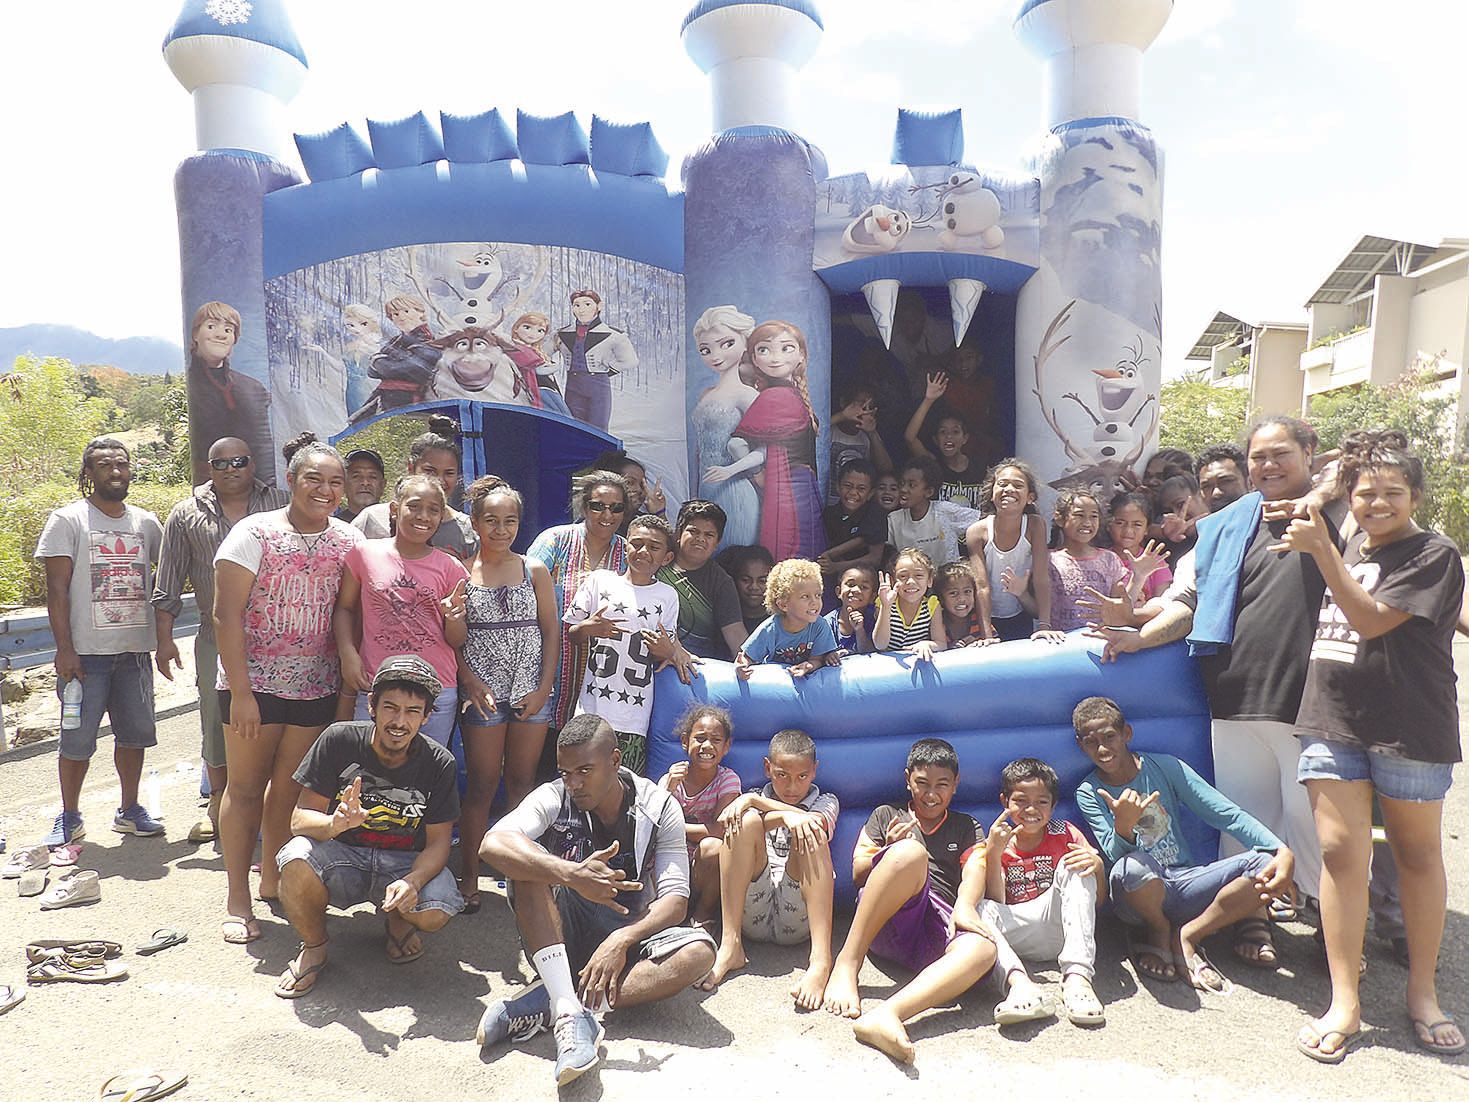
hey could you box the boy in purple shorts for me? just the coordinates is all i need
[823,738,998,1064]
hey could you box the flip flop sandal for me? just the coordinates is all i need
[1233,917,1279,969]
[26,953,127,985]
[1267,895,1298,923]
[26,939,122,961]
[461,892,482,915]
[1177,949,1233,995]
[1130,945,1177,983]
[0,984,24,1015]
[221,916,261,944]
[97,1069,188,1102]
[993,987,1056,1026]
[384,921,424,965]
[1297,1023,1366,1064]
[136,928,189,956]
[275,944,329,1000]
[1411,1016,1468,1056]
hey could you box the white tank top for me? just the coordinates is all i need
[983,523,1032,619]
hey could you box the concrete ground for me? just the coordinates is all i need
[2,641,1467,1099]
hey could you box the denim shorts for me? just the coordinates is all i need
[353,686,459,748]
[460,691,552,730]
[58,652,157,761]
[1109,849,1271,927]
[276,835,463,916]
[506,885,713,975]
[1297,735,1455,803]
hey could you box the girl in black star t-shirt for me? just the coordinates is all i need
[1275,429,1465,1062]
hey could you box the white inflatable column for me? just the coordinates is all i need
[1013,0,1171,506]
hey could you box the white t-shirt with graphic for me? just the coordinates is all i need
[565,570,679,737]
[35,500,163,655]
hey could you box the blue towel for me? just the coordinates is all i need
[1186,490,1263,657]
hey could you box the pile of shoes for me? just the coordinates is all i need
[25,940,128,985]
[3,845,102,908]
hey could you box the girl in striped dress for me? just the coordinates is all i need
[873,547,948,661]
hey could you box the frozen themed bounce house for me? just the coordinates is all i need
[164,0,1211,892]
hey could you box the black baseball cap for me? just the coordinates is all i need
[343,448,385,474]
[372,655,442,699]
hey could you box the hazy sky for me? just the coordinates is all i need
[1,1,1461,373]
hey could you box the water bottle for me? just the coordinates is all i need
[60,679,83,730]
[144,767,163,820]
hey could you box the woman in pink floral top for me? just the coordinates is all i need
[213,440,363,944]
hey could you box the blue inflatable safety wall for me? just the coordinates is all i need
[649,636,1214,901]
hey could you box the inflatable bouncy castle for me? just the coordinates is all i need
[164,0,1170,526]
[164,0,1194,862]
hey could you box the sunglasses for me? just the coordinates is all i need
[585,501,626,515]
[209,456,252,470]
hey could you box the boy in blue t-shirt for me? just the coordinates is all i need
[736,559,839,680]
[824,563,877,656]
[1071,696,1295,995]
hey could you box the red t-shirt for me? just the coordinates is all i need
[345,540,469,688]
[1000,820,1089,904]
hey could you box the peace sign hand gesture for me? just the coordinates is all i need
[1099,788,1160,840]
[440,578,468,623]
[332,776,368,838]
[876,571,897,609]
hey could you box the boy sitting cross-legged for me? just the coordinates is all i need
[824,738,999,1065]
[697,728,839,1009]
[979,758,1106,1028]
[1072,696,1294,993]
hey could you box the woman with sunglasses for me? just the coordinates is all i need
[526,469,630,731]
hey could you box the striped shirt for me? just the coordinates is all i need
[150,480,287,643]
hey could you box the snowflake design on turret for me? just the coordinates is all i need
[205,0,253,25]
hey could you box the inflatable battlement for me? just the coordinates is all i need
[649,636,1217,902]
[265,110,682,278]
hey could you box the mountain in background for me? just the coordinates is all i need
[0,325,183,376]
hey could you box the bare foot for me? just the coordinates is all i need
[791,958,833,1010]
[853,1005,915,1064]
[696,942,747,991]
[823,960,863,1018]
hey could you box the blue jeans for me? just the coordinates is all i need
[1297,735,1454,803]
[58,652,156,761]
[276,835,463,916]
[1109,849,1271,926]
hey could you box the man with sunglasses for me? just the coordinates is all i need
[152,437,287,843]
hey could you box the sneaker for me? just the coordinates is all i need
[113,805,165,837]
[43,811,85,848]
[476,982,551,1047]
[552,1008,605,1086]
[2,844,51,879]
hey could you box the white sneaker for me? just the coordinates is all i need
[1,844,50,879]
[40,869,101,910]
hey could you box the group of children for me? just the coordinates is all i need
[653,693,1298,1065]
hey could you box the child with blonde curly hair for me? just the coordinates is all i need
[735,558,839,680]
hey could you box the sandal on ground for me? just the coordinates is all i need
[385,920,424,965]
[26,952,127,985]
[1268,893,1298,923]
[994,984,1055,1026]
[1177,948,1233,995]
[136,928,189,956]
[97,1069,188,1102]
[0,983,24,1015]
[461,892,481,916]
[1233,916,1278,969]
[1297,1021,1365,1064]
[27,939,122,962]
[1062,975,1106,1027]
[1411,1016,1467,1056]
[1130,944,1177,983]
[275,942,328,1000]
[221,916,261,944]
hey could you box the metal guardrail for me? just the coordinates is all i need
[0,595,200,749]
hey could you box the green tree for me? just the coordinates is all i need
[0,356,111,493]
[1306,359,1468,550]
[1158,375,1252,458]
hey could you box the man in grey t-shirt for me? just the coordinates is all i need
[34,438,165,857]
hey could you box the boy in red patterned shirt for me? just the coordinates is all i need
[980,758,1106,1029]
